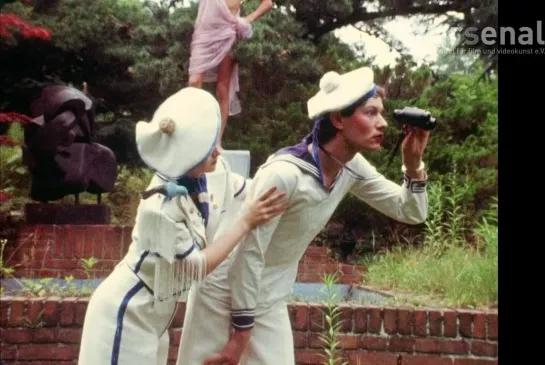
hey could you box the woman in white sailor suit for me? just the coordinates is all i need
[77,87,287,365]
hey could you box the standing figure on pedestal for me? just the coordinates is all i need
[188,0,273,148]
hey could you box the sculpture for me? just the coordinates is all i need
[21,85,117,223]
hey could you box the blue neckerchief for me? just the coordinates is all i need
[176,175,209,227]
[273,127,329,190]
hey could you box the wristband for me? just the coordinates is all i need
[402,161,425,174]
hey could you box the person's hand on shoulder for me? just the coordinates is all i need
[241,186,288,231]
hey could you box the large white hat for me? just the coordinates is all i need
[307,66,378,119]
[136,87,220,180]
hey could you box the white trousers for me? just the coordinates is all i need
[176,284,295,365]
[78,263,176,365]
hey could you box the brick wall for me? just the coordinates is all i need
[3,225,365,284]
[0,296,498,365]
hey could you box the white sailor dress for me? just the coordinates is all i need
[77,178,208,365]
[204,155,249,241]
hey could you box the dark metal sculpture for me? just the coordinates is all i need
[22,85,117,204]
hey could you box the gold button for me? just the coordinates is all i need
[213,204,218,209]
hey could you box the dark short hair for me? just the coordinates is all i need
[316,86,386,144]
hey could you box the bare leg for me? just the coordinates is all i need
[216,52,235,149]
[188,73,204,88]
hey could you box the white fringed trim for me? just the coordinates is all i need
[153,250,207,314]
[136,198,181,264]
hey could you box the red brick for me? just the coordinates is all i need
[360,336,387,350]
[471,341,498,357]
[389,337,415,352]
[443,310,457,337]
[457,310,474,338]
[289,302,309,331]
[0,301,10,327]
[168,346,178,361]
[305,246,328,256]
[338,274,362,284]
[101,228,121,259]
[398,308,413,335]
[337,304,353,332]
[415,338,443,353]
[57,328,82,343]
[42,297,61,326]
[308,304,324,331]
[59,298,77,326]
[338,264,354,274]
[292,331,308,348]
[442,340,469,354]
[54,226,68,258]
[353,307,368,333]
[339,334,359,349]
[354,264,367,273]
[414,309,428,336]
[2,328,33,343]
[167,329,180,346]
[415,339,469,354]
[36,269,60,278]
[27,297,44,326]
[32,328,58,342]
[348,351,399,365]
[303,255,327,264]
[75,298,89,325]
[298,272,323,282]
[7,297,26,327]
[122,226,133,255]
[70,226,87,259]
[310,263,327,274]
[402,354,454,365]
[36,225,55,240]
[307,332,325,348]
[84,226,102,258]
[17,343,78,360]
[62,229,74,258]
[32,244,54,260]
[170,302,186,328]
[295,349,326,364]
[454,360,498,365]
[94,259,116,271]
[0,345,17,360]
[367,306,382,333]
[486,313,497,340]
[472,313,486,339]
[383,308,397,334]
[49,260,80,270]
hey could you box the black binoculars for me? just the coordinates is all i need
[393,107,437,131]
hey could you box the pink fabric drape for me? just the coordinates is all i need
[189,0,253,116]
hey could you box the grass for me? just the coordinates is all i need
[359,174,498,310]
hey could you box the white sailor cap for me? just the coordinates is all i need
[307,66,379,120]
[135,87,221,180]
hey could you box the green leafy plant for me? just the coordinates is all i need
[318,272,348,365]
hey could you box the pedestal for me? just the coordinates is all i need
[24,203,111,225]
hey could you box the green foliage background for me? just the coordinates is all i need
[1,0,497,254]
